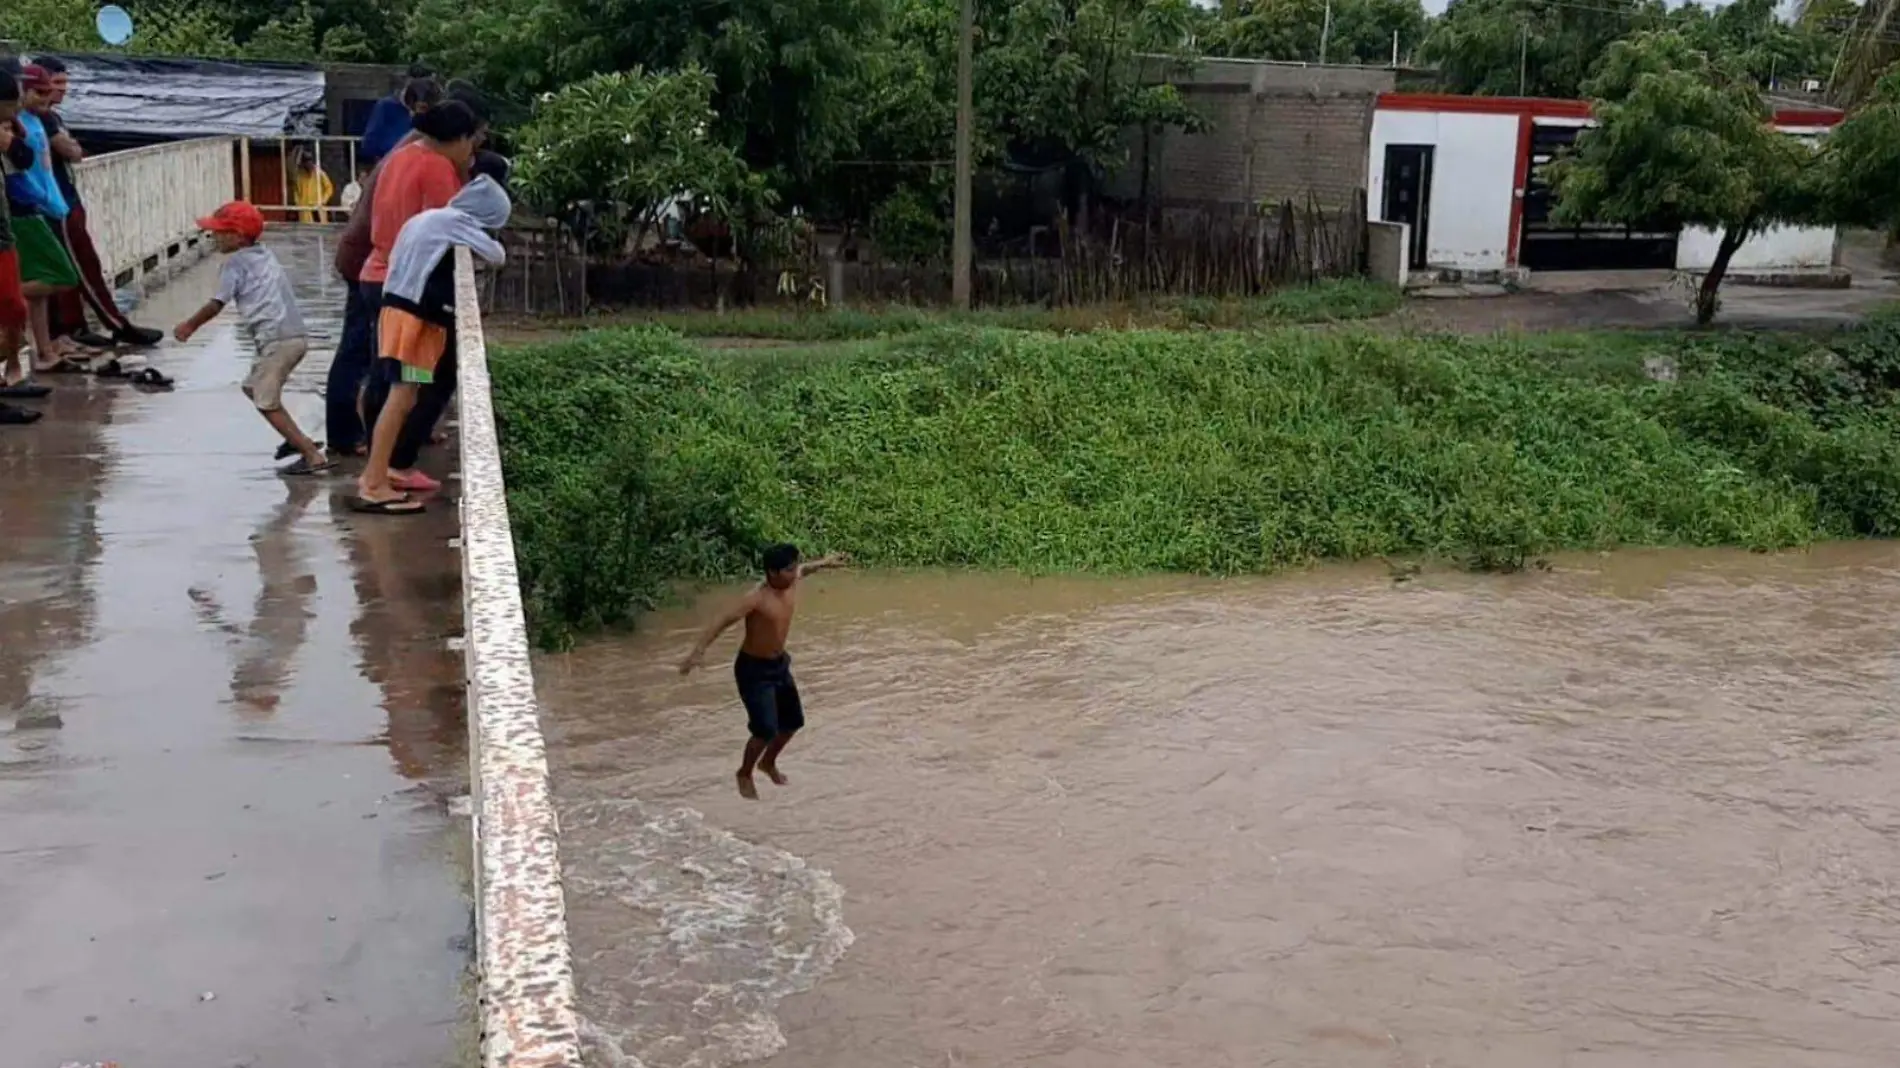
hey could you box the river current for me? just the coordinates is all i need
[539,545,1900,1067]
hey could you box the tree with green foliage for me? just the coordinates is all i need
[809,0,1203,244]
[1203,0,1428,66]
[1818,69,1900,232]
[1666,0,1834,90]
[511,68,770,255]
[1421,0,1669,98]
[1546,31,1826,325]
[410,0,883,193]
[0,0,101,52]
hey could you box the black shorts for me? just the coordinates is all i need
[734,652,804,740]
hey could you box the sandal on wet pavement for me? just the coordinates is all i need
[276,439,324,461]
[390,470,441,493]
[36,357,91,374]
[0,403,43,424]
[350,495,425,516]
[0,382,52,399]
[129,368,175,391]
[280,456,337,476]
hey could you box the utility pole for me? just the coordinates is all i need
[1391,29,1399,68]
[1319,0,1333,65]
[952,0,975,310]
[1518,24,1529,96]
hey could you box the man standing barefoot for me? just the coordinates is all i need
[679,544,848,799]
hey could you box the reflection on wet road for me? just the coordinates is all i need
[0,229,470,1068]
[544,546,1900,1068]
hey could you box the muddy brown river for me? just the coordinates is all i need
[538,545,1900,1068]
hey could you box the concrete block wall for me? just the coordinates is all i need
[1113,60,1395,213]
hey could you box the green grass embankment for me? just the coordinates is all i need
[493,316,1900,649]
[538,278,1403,343]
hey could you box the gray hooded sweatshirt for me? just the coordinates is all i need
[381,174,511,326]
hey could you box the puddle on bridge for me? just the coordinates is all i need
[540,544,1900,1068]
[0,229,471,1068]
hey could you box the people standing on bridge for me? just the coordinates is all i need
[360,67,442,167]
[172,200,333,476]
[351,100,481,514]
[291,145,336,224]
[358,87,499,492]
[680,545,851,799]
[326,81,450,460]
[34,57,164,353]
[0,69,46,423]
[4,65,83,381]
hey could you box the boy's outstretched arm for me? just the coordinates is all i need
[679,587,762,675]
[173,299,225,343]
[799,552,851,578]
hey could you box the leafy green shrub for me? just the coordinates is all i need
[488,321,1899,648]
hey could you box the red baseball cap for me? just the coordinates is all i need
[197,201,265,242]
[19,65,52,91]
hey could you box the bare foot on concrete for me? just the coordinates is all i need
[736,772,759,800]
[758,762,789,786]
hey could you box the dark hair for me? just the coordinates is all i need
[762,544,801,574]
[35,56,67,75]
[411,99,479,143]
[470,149,511,187]
[407,62,435,79]
[0,71,17,105]
[446,79,490,125]
[401,76,443,111]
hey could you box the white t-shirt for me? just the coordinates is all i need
[214,244,306,349]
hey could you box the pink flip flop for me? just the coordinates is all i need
[390,470,442,493]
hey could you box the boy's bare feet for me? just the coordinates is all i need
[758,762,789,786]
[736,772,760,800]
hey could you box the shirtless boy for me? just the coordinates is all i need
[679,544,848,799]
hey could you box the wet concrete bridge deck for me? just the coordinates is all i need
[0,229,473,1068]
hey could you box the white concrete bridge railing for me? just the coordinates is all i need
[73,135,235,284]
[453,247,584,1068]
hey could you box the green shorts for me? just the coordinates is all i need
[14,216,79,289]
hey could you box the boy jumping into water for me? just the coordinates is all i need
[680,544,848,799]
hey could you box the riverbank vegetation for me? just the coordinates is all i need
[492,315,1900,648]
[507,280,1401,345]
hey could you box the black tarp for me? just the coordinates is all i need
[36,53,325,139]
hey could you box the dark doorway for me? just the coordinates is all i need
[1520,123,1678,270]
[1381,144,1434,270]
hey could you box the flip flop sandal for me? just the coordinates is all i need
[276,439,324,461]
[37,358,91,374]
[129,368,176,391]
[0,382,52,399]
[350,495,426,516]
[0,404,43,425]
[280,456,337,476]
[391,470,442,493]
[93,358,128,378]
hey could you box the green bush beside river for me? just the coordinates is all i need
[492,317,1900,649]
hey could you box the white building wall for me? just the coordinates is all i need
[1676,224,1838,272]
[1367,110,1520,270]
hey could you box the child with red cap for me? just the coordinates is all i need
[173,201,331,474]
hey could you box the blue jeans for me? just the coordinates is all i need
[325,280,379,453]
